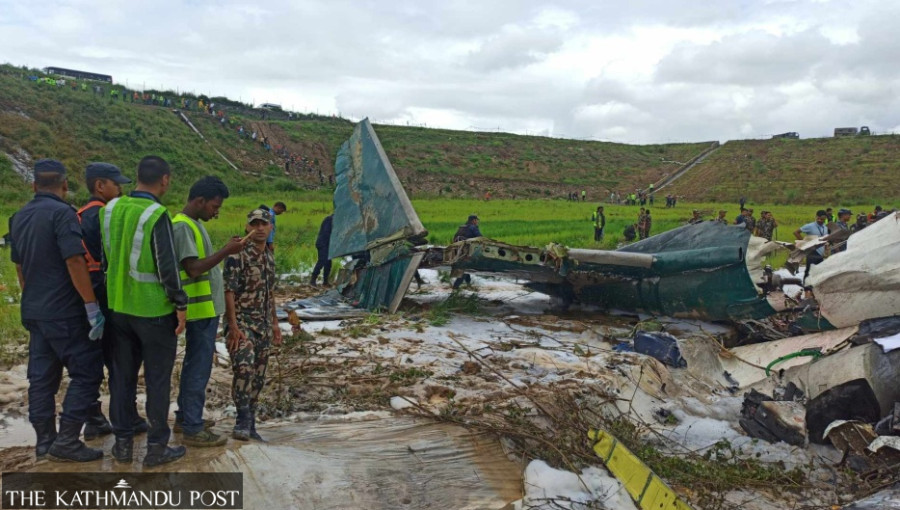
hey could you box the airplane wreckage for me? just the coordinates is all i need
[284,119,900,505]
[313,118,899,330]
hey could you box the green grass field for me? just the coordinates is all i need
[0,192,876,353]
[3,192,872,274]
[194,194,867,272]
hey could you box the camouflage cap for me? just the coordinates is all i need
[247,208,272,223]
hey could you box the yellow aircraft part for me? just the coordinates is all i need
[588,429,694,510]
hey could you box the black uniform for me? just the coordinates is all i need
[310,214,333,285]
[11,193,103,426]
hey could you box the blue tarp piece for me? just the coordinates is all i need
[633,331,687,367]
[330,118,425,259]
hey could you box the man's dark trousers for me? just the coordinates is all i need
[804,253,825,283]
[311,247,331,284]
[24,317,103,425]
[175,316,219,435]
[109,312,177,445]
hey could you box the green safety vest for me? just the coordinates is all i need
[171,213,216,320]
[101,196,174,317]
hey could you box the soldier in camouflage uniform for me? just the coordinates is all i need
[714,210,728,224]
[744,208,757,233]
[754,211,777,241]
[642,209,652,239]
[223,208,282,442]
[637,208,647,239]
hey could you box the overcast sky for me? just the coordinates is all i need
[2,0,898,144]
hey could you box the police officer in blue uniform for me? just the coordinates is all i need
[10,159,105,462]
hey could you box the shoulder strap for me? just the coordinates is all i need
[76,200,106,222]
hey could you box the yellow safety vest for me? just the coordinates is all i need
[172,213,216,320]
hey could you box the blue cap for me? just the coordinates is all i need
[34,158,67,175]
[86,162,132,184]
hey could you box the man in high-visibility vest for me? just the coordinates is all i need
[172,176,244,447]
[102,155,189,467]
[78,162,150,441]
[591,206,605,242]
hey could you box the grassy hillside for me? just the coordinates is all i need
[270,120,714,198]
[666,137,900,205]
[0,66,296,206]
[0,64,713,205]
[3,63,899,206]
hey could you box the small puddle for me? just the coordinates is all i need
[7,415,524,509]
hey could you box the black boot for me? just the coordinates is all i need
[132,402,149,434]
[111,437,133,463]
[249,408,266,442]
[48,419,103,462]
[233,407,251,441]
[142,443,186,468]
[83,401,112,440]
[33,417,57,461]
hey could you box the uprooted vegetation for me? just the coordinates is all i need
[245,290,876,510]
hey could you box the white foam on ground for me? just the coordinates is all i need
[514,460,638,510]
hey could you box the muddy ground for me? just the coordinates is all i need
[0,270,883,509]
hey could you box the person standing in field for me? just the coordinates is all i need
[266,201,287,251]
[793,210,829,283]
[688,209,703,225]
[642,209,652,238]
[637,208,648,239]
[451,215,482,288]
[224,208,282,442]
[77,162,150,441]
[591,206,605,242]
[310,214,333,287]
[11,159,105,463]
[755,211,777,241]
[828,209,852,254]
[714,210,728,224]
[581,190,586,201]
[744,209,757,233]
[102,155,188,467]
[172,176,245,447]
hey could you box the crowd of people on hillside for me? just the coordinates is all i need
[26,71,336,189]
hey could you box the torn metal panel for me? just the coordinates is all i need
[329,119,428,312]
[282,291,370,320]
[567,223,777,320]
[750,343,900,439]
[330,118,426,259]
[443,223,778,321]
[339,252,425,313]
[807,212,900,328]
[724,327,857,387]
[443,239,564,283]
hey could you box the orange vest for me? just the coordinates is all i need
[76,200,105,272]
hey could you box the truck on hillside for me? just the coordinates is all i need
[834,126,871,137]
[772,132,799,139]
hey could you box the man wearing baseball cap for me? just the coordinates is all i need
[77,163,150,441]
[794,210,829,282]
[10,159,105,462]
[223,208,282,441]
[829,209,853,254]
